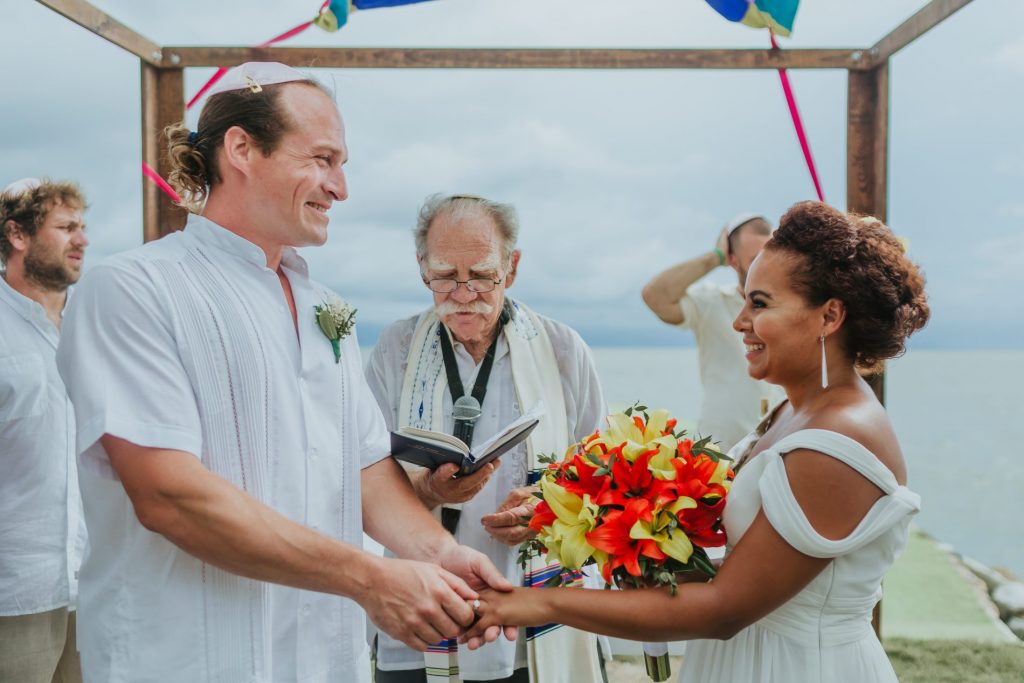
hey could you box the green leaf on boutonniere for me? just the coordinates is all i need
[313,299,356,364]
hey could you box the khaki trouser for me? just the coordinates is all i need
[0,608,82,683]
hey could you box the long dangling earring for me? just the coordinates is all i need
[820,335,829,389]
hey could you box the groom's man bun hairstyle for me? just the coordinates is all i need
[767,201,930,370]
[165,78,330,212]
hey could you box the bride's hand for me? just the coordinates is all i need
[459,587,546,650]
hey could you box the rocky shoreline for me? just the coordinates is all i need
[930,535,1024,641]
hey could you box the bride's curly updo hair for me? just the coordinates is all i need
[165,79,329,212]
[766,201,929,370]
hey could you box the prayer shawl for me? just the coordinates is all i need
[399,299,603,683]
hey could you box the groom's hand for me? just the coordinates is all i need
[436,544,519,645]
[363,557,479,652]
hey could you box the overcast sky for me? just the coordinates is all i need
[2,0,1021,348]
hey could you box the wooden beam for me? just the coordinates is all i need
[869,0,975,64]
[35,0,162,64]
[141,64,187,241]
[163,46,873,71]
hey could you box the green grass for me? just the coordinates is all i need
[884,638,1024,683]
[882,529,1015,643]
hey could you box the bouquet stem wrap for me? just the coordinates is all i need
[642,641,671,682]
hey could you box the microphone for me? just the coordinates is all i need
[453,395,482,445]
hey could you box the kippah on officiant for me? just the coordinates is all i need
[366,194,608,683]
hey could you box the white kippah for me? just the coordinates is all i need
[2,177,42,197]
[725,212,771,235]
[204,62,310,99]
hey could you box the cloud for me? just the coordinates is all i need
[991,36,1024,73]
[3,0,1023,349]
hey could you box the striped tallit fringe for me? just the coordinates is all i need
[524,562,585,642]
[423,562,585,682]
[424,638,459,683]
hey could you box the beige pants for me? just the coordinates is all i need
[0,608,81,683]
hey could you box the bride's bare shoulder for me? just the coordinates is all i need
[803,395,906,485]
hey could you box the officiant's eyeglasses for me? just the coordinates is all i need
[425,277,504,294]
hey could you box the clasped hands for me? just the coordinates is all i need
[363,543,519,652]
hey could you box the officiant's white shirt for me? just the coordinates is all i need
[0,276,86,616]
[56,215,390,683]
[366,311,605,680]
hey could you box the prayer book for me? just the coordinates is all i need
[391,402,544,477]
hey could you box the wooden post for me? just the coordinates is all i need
[141,63,186,242]
[847,60,890,637]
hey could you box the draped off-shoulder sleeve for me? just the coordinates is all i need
[756,429,922,559]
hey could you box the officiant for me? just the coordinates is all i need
[366,194,607,683]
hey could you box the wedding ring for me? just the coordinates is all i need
[472,599,481,611]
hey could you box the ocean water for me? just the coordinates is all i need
[591,348,1024,578]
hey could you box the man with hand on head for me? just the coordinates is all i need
[0,177,89,683]
[642,214,784,451]
[366,194,608,683]
[55,63,512,683]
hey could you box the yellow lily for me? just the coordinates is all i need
[707,453,733,494]
[590,409,678,466]
[628,497,698,564]
[538,479,601,570]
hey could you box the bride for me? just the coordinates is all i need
[463,201,930,682]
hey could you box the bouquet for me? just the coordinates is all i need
[518,405,734,681]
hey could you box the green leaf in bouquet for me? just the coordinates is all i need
[691,550,718,578]
[584,452,604,468]
[544,573,564,588]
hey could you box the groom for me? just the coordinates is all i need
[55,63,511,683]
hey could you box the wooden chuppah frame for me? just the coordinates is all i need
[35,0,977,636]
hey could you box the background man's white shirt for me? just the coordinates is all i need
[56,215,390,683]
[679,282,784,451]
[0,276,86,616]
[366,310,605,680]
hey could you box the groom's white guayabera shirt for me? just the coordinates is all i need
[56,215,390,683]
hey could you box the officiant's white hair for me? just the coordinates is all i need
[414,194,519,266]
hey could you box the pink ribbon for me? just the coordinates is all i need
[142,161,182,203]
[770,32,825,202]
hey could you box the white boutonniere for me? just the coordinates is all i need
[314,299,356,364]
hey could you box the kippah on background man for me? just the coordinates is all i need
[0,177,89,683]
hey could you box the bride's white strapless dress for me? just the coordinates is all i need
[677,429,921,683]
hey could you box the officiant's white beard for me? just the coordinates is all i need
[435,299,494,317]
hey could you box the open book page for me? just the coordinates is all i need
[396,426,470,455]
[391,401,546,475]
[466,401,545,463]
